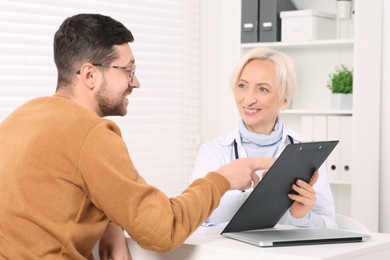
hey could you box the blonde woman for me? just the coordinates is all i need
[192,47,336,228]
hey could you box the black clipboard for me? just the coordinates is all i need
[221,140,338,234]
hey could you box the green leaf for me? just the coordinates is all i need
[327,65,353,94]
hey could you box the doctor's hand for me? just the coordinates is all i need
[288,170,319,219]
[216,157,275,190]
[99,222,132,260]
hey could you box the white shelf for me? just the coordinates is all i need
[282,109,353,115]
[330,181,352,185]
[241,39,354,50]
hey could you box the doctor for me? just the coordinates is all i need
[192,47,336,228]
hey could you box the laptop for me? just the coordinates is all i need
[223,227,371,247]
[221,141,371,246]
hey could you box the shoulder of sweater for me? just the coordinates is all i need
[40,96,122,136]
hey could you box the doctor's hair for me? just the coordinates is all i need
[230,47,297,104]
[53,13,134,90]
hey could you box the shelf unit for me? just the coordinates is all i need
[241,38,353,49]
[198,0,382,232]
[282,109,352,115]
[240,38,354,217]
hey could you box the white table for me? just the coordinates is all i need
[127,226,390,260]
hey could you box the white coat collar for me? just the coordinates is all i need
[217,119,311,157]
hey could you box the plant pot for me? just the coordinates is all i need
[331,93,352,110]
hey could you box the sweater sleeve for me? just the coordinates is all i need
[78,120,230,252]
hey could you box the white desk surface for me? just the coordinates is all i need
[127,226,390,260]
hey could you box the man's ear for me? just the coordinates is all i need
[78,63,96,89]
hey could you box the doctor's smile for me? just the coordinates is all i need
[243,107,260,115]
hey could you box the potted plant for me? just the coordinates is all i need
[327,65,353,109]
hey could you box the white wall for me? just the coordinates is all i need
[380,0,390,233]
[352,0,382,232]
[199,0,240,144]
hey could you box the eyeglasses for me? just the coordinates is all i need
[92,64,136,78]
[76,63,136,78]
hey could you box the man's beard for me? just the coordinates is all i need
[95,80,126,117]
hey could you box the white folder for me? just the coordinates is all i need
[327,116,341,182]
[340,116,352,182]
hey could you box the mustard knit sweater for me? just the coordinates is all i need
[0,96,229,259]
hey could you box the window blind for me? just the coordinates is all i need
[0,0,200,196]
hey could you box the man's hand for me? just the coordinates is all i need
[99,222,132,260]
[216,157,275,190]
[288,170,319,219]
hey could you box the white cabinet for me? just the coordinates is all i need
[241,39,354,217]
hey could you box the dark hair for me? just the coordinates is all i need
[53,13,134,89]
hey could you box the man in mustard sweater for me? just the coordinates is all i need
[0,14,274,259]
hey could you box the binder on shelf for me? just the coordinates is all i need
[241,0,259,43]
[300,116,314,138]
[258,0,296,42]
[313,116,327,141]
[300,116,327,141]
[301,116,336,181]
[301,116,327,141]
[241,0,296,43]
[326,115,353,183]
[327,116,341,182]
[339,116,352,182]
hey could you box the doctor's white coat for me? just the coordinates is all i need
[192,122,337,228]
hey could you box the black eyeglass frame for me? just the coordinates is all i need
[76,63,136,78]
